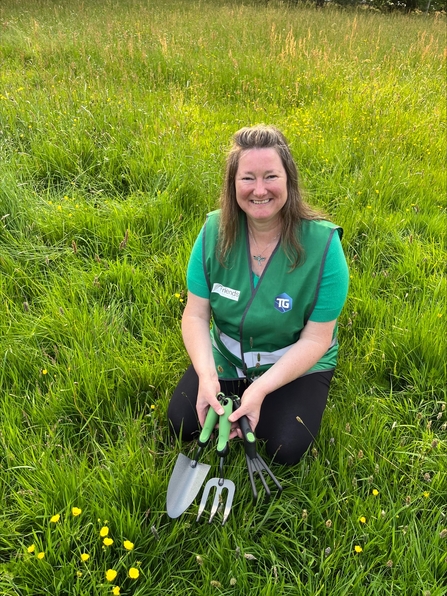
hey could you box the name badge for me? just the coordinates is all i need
[212,283,240,302]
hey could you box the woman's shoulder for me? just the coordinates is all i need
[205,208,245,236]
[299,218,342,239]
[206,209,221,221]
[203,210,221,241]
[294,220,343,257]
[300,218,339,231]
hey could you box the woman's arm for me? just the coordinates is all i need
[181,291,224,425]
[228,319,337,435]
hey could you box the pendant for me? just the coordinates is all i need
[253,255,266,265]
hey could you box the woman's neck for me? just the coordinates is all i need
[246,218,282,243]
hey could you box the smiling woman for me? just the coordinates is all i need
[167,125,349,466]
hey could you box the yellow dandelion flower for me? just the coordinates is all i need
[72,507,82,516]
[128,567,139,579]
[150,404,156,410]
[423,491,430,498]
[112,587,121,595]
[100,526,109,537]
[42,369,48,375]
[372,489,379,496]
[103,537,114,546]
[27,544,35,553]
[37,551,45,560]
[354,545,363,553]
[359,516,366,524]
[105,569,117,582]
[80,553,90,562]
[50,514,60,523]
[77,571,83,577]
[174,293,180,298]
[123,540,134,551]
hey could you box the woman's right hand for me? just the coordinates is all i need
[196,377,224,427]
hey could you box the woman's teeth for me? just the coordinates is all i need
[252,199,270,204]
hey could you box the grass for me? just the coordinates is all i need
[0,0,446,594]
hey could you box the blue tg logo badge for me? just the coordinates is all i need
[274,293,293,313]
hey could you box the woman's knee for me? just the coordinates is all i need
[167,366,200,440]
[264,431,314,466]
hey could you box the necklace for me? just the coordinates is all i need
[249,231,280,266]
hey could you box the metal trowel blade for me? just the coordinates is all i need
[166,453,211,519]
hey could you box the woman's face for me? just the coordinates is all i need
[235,148,288,226]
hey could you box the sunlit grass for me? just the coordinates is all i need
[0,0,445,594]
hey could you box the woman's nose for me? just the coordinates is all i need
[253,179,267,197]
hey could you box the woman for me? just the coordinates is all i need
[168,125,349,465]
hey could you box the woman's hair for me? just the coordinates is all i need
[218,124,325,268]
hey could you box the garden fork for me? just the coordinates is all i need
[196,395,235,525]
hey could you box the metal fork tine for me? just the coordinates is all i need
[196,481,213,522]
[221,484,235,525]
[252,458,272,499]
[208,486,221,523]
[257,453,283,493]
[246,455,258,501]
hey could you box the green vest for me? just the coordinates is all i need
[202,210,342,379]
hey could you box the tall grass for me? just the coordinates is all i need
[0,1,445,594]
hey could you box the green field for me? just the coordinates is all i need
[0,1,446,594]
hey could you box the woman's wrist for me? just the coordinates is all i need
[243,382,267,406]
[196,368,219,384]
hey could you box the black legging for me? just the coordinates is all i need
[167,365,334,466]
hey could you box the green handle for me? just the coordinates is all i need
[238,415,257,460]
[198,407,219,447]
[216,398,233,456]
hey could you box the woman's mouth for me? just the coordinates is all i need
[251,198,271,205]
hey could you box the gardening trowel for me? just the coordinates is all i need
[166,453,211,519]
[166,405,221,519]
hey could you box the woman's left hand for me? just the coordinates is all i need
[227,384,266,439]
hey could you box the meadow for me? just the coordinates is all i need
[0,0,446,594]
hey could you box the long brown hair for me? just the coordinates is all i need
[218,125,325,268]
